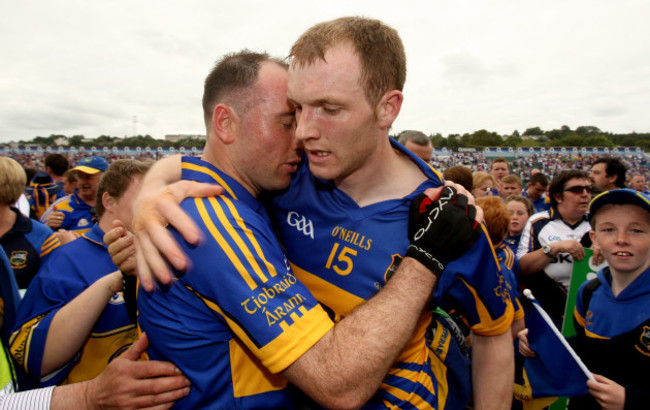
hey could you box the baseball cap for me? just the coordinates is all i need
[588,188,650,223]
[72,156,109,174]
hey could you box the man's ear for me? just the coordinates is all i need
[102,192,115,213]
[376,90,403,129]
[212,104,238,144]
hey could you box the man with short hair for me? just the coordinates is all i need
[523,172,551,212]
[398,130,433,162]
[40,156,108,234]
[629,174,648,193]
[500,174,522,199]
[489,157,509,197]
[590,157,627,191]
[25,154,69,219]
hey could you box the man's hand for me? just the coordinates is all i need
[132,180,223,291]
[587,374,625,410]
[105,220,138,276]
[45,205,65,229]
[406,184,482,277]
[84,333,191,409]
[54,229,79,245]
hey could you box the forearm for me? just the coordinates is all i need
[50,383,89,409]
[142,154,183,188]
[471,331,514,410]
[42,272,122,376]
[284,257,436,408]
[519,249,550,276]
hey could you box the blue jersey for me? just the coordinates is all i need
[25,172,65,220]
[271,139,514,409]
[40,190,94,234]
[495,243,524,321]
[503,234,521,255]
[9,224,135,387]
[138,157,334,409]
[0,208,60,289]
[522,191,550,213]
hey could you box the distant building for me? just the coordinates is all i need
[54,136,69,146]
[164,134,206,143]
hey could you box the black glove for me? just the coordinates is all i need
[406,186,481,277]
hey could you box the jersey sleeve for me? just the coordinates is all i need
[9,251,87,385]
[27,220,60,259]
[434,226,514,336]
[180,196,334,374]
[516,218,537,259]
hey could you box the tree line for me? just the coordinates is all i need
[6,124,650,150]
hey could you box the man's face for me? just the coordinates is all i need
[490,162,508,181]
[287,42,381,184]
[590,204,650,276]
[235,63,301,194]
[403,140,432,163]
[77,171,102,202]
[556,177,591,217]
[590,162,611,189]
[114,175,143,231]
[500,182,521,199]
[526,182,547,201]
[630,175,647,192]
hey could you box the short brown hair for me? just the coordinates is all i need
[476,196,510,245]
[202,50,288,129]
[502,174,522,188]
[289,16,406,108]
[0,157,27,204]
[443,165,473,192]
[95,159,152,218]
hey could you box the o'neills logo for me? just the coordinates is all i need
[331,226,372,250]
[287,212,314,239]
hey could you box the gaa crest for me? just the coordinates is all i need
[640,326,650,353]
[384,254,403,284]
[10,251,28,269]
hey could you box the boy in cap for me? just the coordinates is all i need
[520,188,650,409]
[40,156,109,235]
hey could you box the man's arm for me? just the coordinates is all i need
[132,154,222,290]
[283,256,436,408]
[471,332,514,410]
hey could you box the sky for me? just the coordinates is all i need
[1,0,649,143]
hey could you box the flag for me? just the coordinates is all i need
[523,295,591,398]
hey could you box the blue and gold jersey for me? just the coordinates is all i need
[0,208,60,289]
[138,156,334,409]
[9,224,135,387]
[495,243,524,321]
[271,139,514,409]
[39,190,94,234]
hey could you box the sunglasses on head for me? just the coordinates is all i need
[563,185,592,194]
